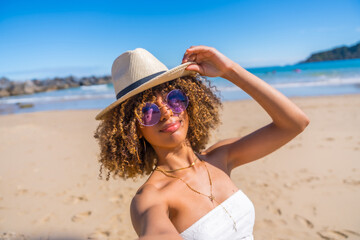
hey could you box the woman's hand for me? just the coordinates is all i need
[182,46,234,78]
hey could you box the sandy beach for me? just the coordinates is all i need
[0,94,359,240]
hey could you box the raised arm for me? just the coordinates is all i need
[183,46,310,172]
[131,185,182,240]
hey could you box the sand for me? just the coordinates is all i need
[0,94,359,240]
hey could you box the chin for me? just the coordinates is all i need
[157,120,188,148]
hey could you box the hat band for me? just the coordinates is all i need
[116,71,166,100]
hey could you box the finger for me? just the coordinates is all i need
[186,64,204,75]
[188,45,206,50]
[182,52,190,63]
[183,46,212,63]
[186,45,213,54]
[183,48,197,61]
[182,52,198,63]
[186,47,215,60]
[183,46,203,63]
[188,53,197,62]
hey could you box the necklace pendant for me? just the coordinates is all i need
[209,195,215,202]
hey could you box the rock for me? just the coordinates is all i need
[0,89,10,97]
[16,103,34,109]
[0,74,112,98]
[23,81,36,94]
[64,76,80,88]
[8,82,25,96]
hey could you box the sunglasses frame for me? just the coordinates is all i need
[137,89,189,127]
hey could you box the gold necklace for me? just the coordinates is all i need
[155,160,238,231]
[157,153,198,173]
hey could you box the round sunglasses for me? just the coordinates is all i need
[137,89,189,126]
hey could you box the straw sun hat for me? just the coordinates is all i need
[95,48,196,120]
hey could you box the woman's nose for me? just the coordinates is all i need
[159,103,173,122]
[155,94,174,122]
[155,96,173,122]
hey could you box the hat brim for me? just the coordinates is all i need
[95,62,195,120]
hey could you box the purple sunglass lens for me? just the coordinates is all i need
[167,90,188,113]
[141,103,161,126]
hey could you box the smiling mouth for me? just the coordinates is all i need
[160,120,182,133]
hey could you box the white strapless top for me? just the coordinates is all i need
[180,190,255,240]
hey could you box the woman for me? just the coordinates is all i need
[94,46,310,239]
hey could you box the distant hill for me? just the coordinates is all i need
[300,42,360,63]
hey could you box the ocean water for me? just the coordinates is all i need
[1,59,360,115]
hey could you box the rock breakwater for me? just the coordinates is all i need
[0,75,112,98]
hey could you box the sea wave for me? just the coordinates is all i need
[272,77,360,88]
[218,77,360,92]
[80,84,111,91]
[0,94,114,104]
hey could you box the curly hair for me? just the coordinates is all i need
[94,75,222,180]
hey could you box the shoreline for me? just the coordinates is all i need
[1,92,360,117]
[0,94,359,239]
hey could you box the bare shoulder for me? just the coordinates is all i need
[131,184,161,213]
[130,183,179,237]
[202,137,240,155]
[200,138,240,174]
[130,184,162,233]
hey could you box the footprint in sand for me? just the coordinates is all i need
[266,205,282,216]
[108,194,124,205]
[343,178,360,186]
[1,232,27,240]
[302,176,320,183]
[71,211,92,222]
[88,229,110,240]
[343,229,360,237]
[15,186,29,196]
[64,195,89,204]
[109,214,123,223]
[33,213,54,224]
[294,214,314,229]
[262,218,276,227]
[40,214,52,223]
[317,229,349,239]
[283,181,298,189]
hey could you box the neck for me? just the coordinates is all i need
[153,140,198,172]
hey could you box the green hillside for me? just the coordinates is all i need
[300,42,360,63]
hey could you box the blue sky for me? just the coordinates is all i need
[0,0,359,81]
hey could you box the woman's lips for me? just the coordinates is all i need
[160,120,181,133]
